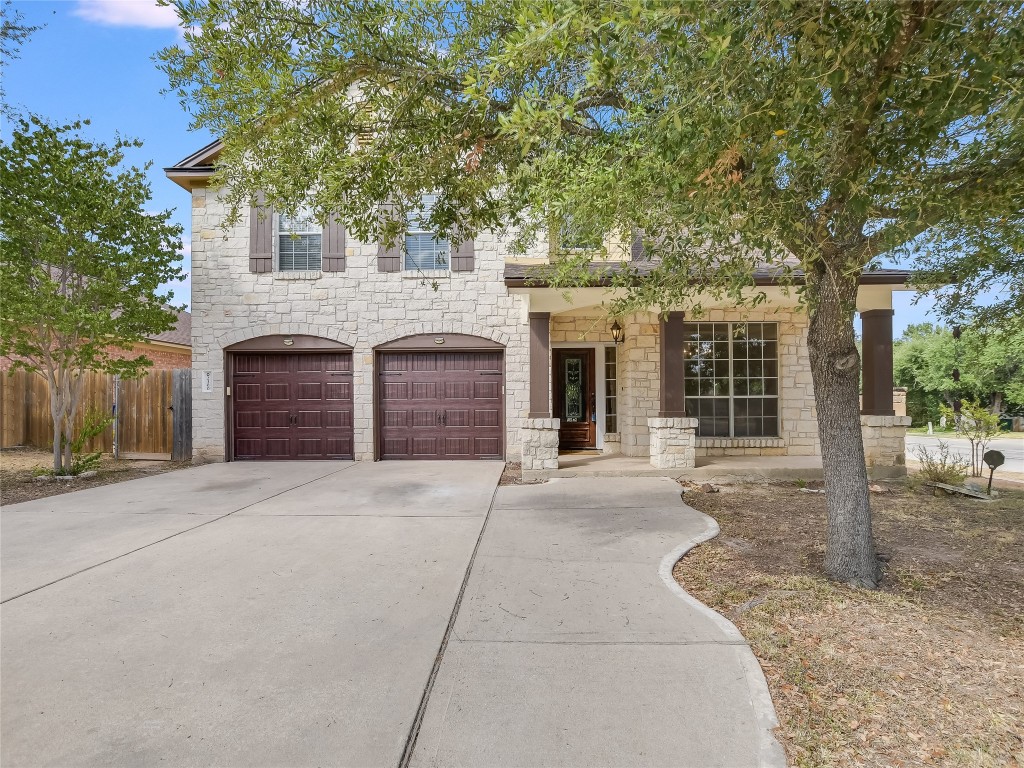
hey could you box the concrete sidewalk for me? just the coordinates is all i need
[410,477,785,768]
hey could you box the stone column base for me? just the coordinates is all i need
[648,417,698,469]
[521,418,561,475]
[603,433,621,455]
[861,415,912,476]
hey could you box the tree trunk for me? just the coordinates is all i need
[49,374,63,474]
[806,266,879,588]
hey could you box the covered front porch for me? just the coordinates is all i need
[511,277,912,482]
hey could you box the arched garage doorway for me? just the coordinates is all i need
[225,335,353,460]
[375,334,505,460]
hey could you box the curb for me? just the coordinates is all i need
[658,510,789,768]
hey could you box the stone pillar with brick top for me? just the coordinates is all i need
[647,311,697,469]
[861,414,913,477]
[648,418,698,469]
[521,417,561,475]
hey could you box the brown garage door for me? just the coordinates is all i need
[378,350,503,460]
[231,352,354,460]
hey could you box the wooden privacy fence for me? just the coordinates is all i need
[0,368,192,460]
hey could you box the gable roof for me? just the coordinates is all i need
[164,140,223,190]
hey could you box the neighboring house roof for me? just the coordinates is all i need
[144,309,192,348]
[503,262,913,288]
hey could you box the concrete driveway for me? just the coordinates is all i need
[3,467,782,768]
[1,461,500,768]
[409,478,784,768]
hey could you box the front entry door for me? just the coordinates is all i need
[553,349,596,450]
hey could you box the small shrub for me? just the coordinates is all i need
[795,478,808,489]
[64,407,113,476]
[912,441,970,486]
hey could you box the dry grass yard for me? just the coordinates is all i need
[676,479,1024,768]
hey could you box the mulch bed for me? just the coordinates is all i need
[1,450,189,506]
[675,480,1024,767]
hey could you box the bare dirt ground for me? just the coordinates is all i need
[0,448,189,506]
[675,478,1024,768]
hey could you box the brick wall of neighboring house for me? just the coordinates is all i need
[105,342,191,370]
[190,185,530,463]
[1,342,190,373]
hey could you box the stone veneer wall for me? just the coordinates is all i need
[861,415,912,475]
[583,307,821,458]
[190,186,529,462]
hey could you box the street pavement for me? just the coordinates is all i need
[905,433,1024,475]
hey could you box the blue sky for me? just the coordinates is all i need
[3,0,942,336]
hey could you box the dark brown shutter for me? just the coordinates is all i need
[322,213,346,272]
[377,202,402,272]
[249,194,274,273]
[451,237,475,272]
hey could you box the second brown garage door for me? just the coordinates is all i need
[378,350,504,460]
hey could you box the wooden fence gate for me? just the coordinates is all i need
[0,368,192,460]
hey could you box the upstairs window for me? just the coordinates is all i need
[278,208,322,271]
[683,322,779,438]
[557,214,602,251]
[405,194,449,271]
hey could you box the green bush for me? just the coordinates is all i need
[912,440,970,486]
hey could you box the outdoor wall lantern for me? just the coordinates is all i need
[610,320,625,345]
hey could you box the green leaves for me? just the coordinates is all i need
[0,115,184,378]
[158,0,1023,318]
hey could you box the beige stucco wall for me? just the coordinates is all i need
[190,186,530,462]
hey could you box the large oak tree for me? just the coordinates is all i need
[161,0,1024,586]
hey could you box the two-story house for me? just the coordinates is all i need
[166,140,912,478]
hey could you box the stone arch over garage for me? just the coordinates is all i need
[218,322,357,351]
[372,325,507,461]
[366,321,509,352]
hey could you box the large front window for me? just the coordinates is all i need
[683,322,779,437]
[278,208,322,271]
[405,194,449,270]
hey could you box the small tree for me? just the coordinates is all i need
[941,399,1003,478]
[0,116,184,473]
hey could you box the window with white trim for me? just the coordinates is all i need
[278,208,322,271]
[405,194,449,270]
[604,346,618,433]
[683,322,779,437]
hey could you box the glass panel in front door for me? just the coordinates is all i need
[563,356,584,422]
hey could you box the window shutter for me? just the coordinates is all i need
[249,194,274,273]
[322,213,346,272]
[377,202,402,272]
[451,237,475,272]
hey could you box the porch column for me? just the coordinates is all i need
[659,311,686,417]
[861,309,895,416]
[522,311,559,479]
[528,312,551,418]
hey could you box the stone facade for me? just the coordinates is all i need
[551,306,820,459]
[189,186,529,462]
[648,417,697,469]
[520,418,560,474]
[861,415,912,476]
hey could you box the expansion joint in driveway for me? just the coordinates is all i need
[0,463,356,605]
[397,482,499,768]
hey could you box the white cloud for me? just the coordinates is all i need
[73,0,181,29]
